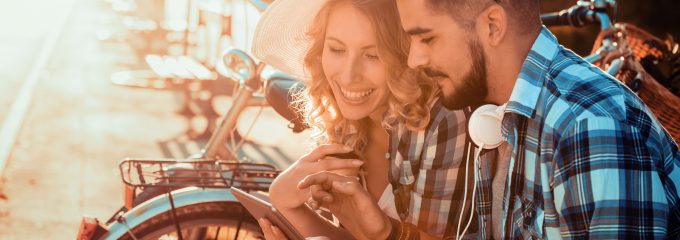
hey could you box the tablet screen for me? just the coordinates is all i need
[230,187,304,240]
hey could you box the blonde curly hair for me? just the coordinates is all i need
[294,0,438,152]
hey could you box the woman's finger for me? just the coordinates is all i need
[270,224,287,239]
[316,158,363,171]
[258,218,288,240]
[297,171,356,190]
[301,144,352,163]
[258,218,275,239]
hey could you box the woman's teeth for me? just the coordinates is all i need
[340,87,374,101]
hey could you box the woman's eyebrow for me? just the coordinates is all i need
[326,37,345,45]
[326,37,376,50]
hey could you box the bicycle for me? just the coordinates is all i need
[77,48,307,240]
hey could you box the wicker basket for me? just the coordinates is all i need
[592,23,680,144]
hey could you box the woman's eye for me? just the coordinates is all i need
[329,47,345,53]
[365,53,379,60]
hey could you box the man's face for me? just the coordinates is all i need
[396,0,488,110]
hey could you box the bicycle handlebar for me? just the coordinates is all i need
[541,5,596,27]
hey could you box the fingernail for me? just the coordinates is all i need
[343,145,352,151]
[323,196,332,202]
[309,201,318,209]
[297,179,306,189]
[332,181,347,188]
[351,160,363,166]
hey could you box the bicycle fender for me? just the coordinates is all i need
[101,187,238,240]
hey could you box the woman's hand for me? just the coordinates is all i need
[269,144,363,210]
[258,218,288,240]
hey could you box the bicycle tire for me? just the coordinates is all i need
[117,201,263,240]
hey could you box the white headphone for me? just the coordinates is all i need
[468,104,506,149]
[457,103,507,240]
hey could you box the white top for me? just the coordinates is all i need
[378,184,400,220]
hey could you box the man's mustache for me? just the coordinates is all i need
[423,68,448,78]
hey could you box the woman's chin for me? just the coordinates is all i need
[338,108,370,121]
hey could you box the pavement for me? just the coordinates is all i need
[0,0,309,238]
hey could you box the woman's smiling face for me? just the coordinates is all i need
[322,1,389,121]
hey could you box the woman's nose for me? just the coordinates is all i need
[339,55,362,85]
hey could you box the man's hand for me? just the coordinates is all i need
[298,171,392,240]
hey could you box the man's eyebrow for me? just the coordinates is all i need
[406,27,431,36]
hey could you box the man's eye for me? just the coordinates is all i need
[421,37,434,45]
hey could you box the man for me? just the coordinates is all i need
[299,0,680,239]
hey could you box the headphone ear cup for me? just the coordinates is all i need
[468,104,504,149]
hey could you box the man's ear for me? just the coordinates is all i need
[477,4,507,47]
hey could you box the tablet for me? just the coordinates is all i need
[230,187,304,240]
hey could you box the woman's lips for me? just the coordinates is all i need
[339,86,375,104]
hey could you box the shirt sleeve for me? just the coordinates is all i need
[552,116,671,239]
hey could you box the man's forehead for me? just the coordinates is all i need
[396,0,429,18]
[397,0,454,35]
[396,0,430,30]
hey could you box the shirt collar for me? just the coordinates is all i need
[504,26,560,119]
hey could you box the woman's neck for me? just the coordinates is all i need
[362,121,390,200]
[368,105,387,126]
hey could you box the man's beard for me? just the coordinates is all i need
[425,39,488,110]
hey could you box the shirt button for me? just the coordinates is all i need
[385,153,391,159]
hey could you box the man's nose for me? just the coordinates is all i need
[407,44,428,69]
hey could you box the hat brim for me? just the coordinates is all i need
[252,0,329,79]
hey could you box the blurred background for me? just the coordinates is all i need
[0,0,676,238]
[543,0,680,55]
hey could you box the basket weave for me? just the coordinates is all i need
[592,23,680,144]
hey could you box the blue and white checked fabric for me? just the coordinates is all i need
[473,27,680,239]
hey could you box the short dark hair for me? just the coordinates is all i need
[425,0,540,33]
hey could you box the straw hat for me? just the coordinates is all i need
[251,0,329,79]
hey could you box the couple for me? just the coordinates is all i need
[253,0,680,239]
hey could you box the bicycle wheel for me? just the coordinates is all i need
[118,201,263,240]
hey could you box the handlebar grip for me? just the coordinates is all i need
[541,12,564,27]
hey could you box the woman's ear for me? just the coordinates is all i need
[477,4,507,47]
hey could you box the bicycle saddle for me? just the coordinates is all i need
[264,72,308,133]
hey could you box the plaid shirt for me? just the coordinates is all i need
[473,27,680,239]
[388,98,476,237]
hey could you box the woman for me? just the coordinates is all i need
[251,0,474,239]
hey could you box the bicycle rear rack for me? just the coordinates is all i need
[119,158,280,192]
